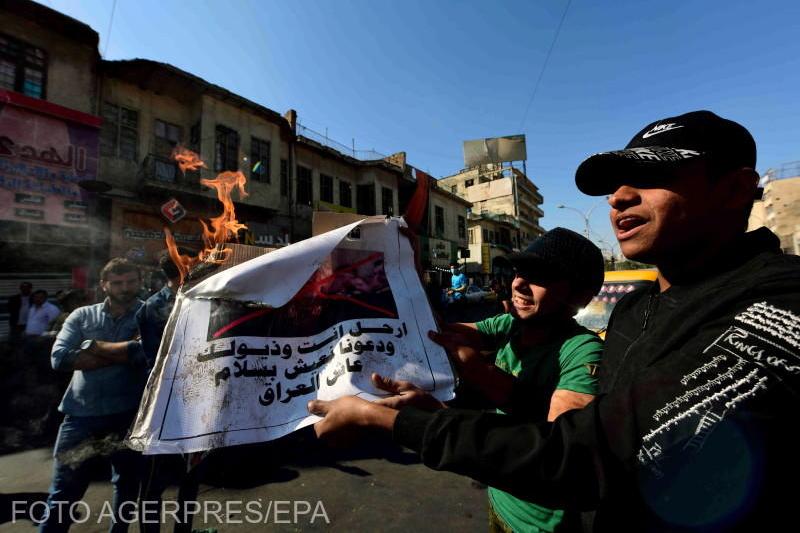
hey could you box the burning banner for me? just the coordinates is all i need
[127,216,453,454]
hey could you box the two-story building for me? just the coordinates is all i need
[98,59,297,264]
[0,0,101,295]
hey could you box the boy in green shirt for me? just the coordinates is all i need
[439,228,604,532]
[359,227,605,532]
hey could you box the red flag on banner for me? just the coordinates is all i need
[403,168,431,232]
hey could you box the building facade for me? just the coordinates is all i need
[0,1,101,293]
[98,59,297,267]
[0,0,473,339]
[748,171,800,255]
[439,162,544,275]
[423,183,471,269]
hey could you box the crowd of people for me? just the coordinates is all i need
[309,110,800,531]
[3,253,181,532]
[3,109,798,532]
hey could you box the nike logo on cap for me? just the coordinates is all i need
[642,122,684,139]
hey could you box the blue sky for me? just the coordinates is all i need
[44,0,800,248]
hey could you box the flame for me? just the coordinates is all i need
[172,145,207,174]
[164,148,248,284]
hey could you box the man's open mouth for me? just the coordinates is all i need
[615,215,647,239]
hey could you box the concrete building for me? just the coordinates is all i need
[748,170,800,254]
[439,163,544,275]
[0,0,469,341]
[98,59,298,265]
[294,134,404,238]
[465,212,519,277]
[0,0,101,304]
[424,183,471,269]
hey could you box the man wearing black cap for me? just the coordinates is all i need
[309,111,800,531]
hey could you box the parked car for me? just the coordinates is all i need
[575,269,658,338]
[464,284,496,303]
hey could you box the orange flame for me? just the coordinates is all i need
[164,148,248,284]
[172,145,207,174]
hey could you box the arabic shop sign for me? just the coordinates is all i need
[242,221,292,247]
[122,227,203,243]
[0,97,99,227]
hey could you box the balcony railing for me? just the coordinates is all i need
[139,154,204,191]
[468,211,520,229]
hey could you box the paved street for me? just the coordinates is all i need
[0,430,488,532]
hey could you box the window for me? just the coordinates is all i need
[435,206,445,236]
[100,102,138,161]
[451,185,457,194]
[356,184,375,215]
[296,165,312,206]
[153,121,179,181]
[465,179,474,188]
[483,228,489,242]
[500,228,510,246]
[0,34,46,98]
[250,137,271,183]
[339,180,352,208]
[190,122,201,146]
[468,228,475,245]
[280,159,288,197]
[320,174,334,203]
[154,119,182,157]
[215,125,239,172]
[457,215,466,239]
[381,186,394,216]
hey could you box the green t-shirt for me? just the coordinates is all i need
[475,314,603,533]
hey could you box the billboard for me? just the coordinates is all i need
[463,134,527,168]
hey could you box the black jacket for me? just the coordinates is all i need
[7,293,25,326]
[394,229,800,531]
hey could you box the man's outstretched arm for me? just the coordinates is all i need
[310,395,618,511]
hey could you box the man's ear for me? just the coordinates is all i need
[718,167,759,211]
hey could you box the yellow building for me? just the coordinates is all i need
[439,163,544,275]
[748,171,800,255]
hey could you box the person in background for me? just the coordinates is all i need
[25,290,60,337]
[447,262,467,304]
[43,258,147,533]
[8,281,33,343]
[135,251,181,533]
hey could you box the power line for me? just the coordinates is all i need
[518,0,572,131]
[102,0,118,58]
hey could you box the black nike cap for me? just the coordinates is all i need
[575,110,757,196]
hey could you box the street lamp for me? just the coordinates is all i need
[556,198,606,238]
[596,237,619,270]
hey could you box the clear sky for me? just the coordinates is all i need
[44,0,800,249]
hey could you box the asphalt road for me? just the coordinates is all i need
[0,430,489,532]
[1,301,501,533]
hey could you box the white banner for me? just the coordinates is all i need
[127,217,455,454]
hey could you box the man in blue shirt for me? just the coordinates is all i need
[135,252,180,533]
[136,252,179,365]
[447,263,467,304]
[43,258,147,533]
